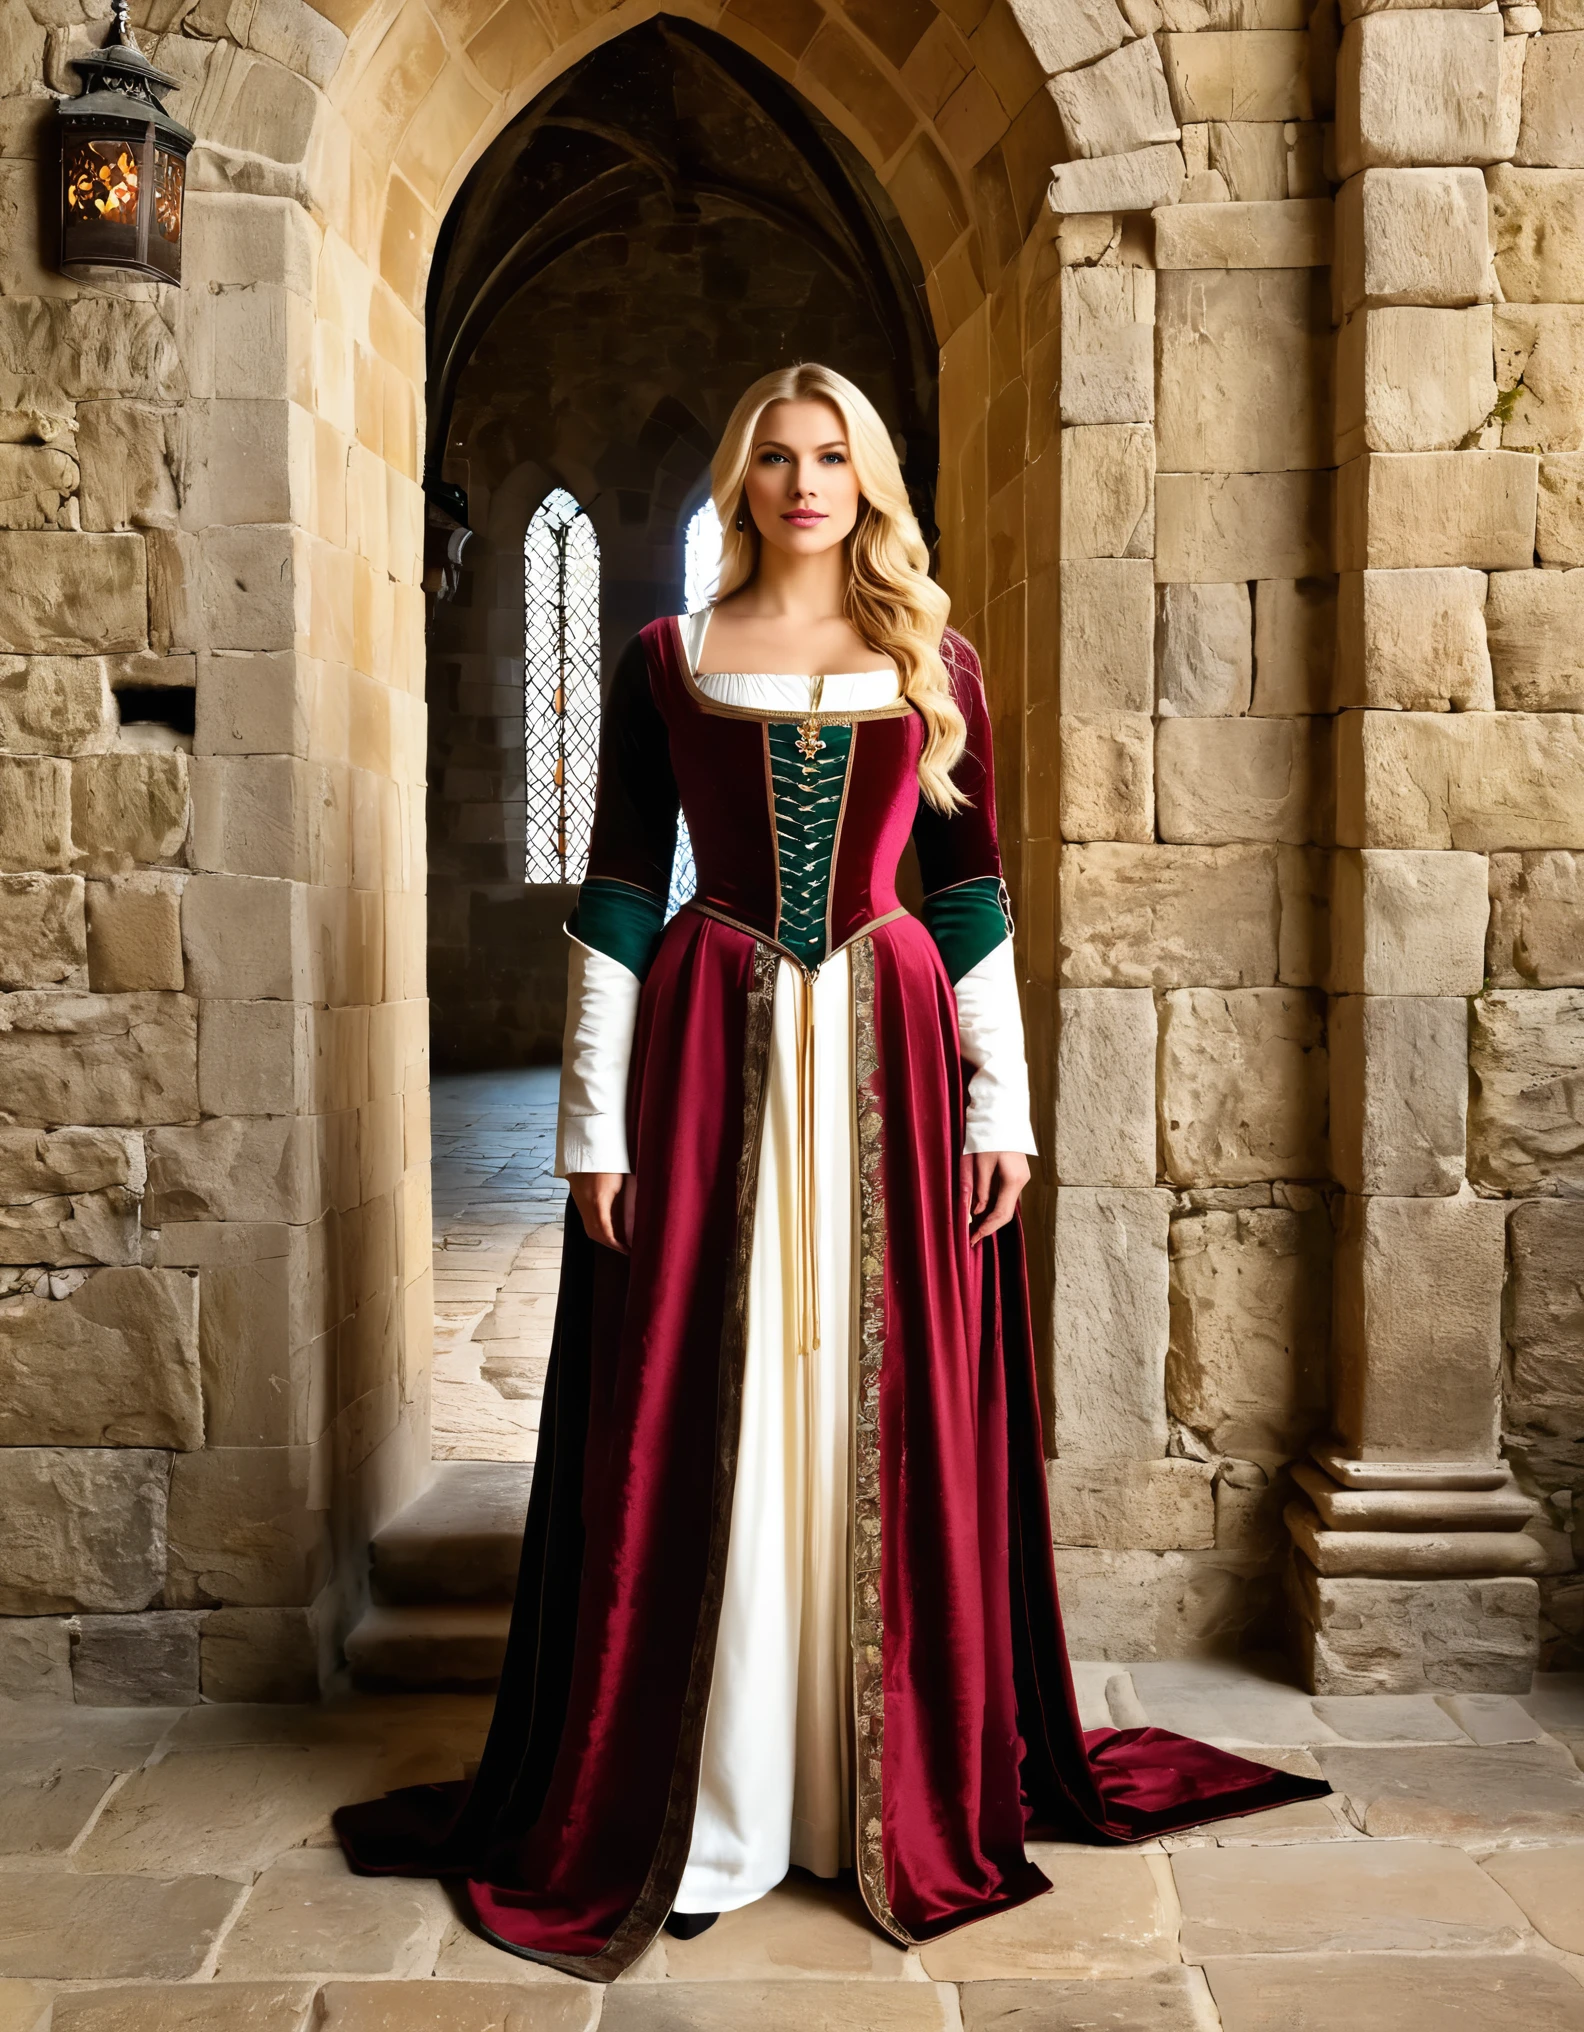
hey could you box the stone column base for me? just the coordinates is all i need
[1286,1558,1540,1694]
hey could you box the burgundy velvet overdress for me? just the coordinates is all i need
[335,618,1327,1978]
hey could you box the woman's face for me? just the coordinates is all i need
[741,397,862,561]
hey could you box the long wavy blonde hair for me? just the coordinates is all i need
[709,363,967,813]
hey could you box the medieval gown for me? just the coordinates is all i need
[334,612,1327,1980]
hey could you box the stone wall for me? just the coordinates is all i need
[0,0,1578,1699]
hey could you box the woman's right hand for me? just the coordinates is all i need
[569,1172,631,1254]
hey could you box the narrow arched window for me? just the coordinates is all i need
[667,499,723,918]
[525,488,600,885]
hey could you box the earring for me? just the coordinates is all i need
[734,508,746,531]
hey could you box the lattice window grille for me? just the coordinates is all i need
[524,487,601,886]
[667,499,723,919]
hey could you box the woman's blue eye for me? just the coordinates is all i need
[759,451,789,465]
[820,452,847,464]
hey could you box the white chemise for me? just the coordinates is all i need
[554,614,1037,1914]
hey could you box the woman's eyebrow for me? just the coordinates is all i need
[752,438,850,452]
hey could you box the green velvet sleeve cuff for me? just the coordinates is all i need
[920,875,1013,985]
[570,877,667,979]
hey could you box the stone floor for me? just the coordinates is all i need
[2,1660,1583,2029]
[429,1068,564,1464]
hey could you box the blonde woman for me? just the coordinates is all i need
[335,365,1326,1975]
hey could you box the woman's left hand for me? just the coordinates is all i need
[960,1150,1030,1244]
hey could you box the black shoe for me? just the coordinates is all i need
[664,1910,719,1939]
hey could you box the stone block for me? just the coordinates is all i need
[1251,578,1334,717]
[1060,425,1154,559]
[1052,1186,1171,1462]
[1059,559,1155,712]
[1337,12,1513,176]
[1337,711,1584,850]
[144,1115,324,1226]
[1334,568,1492,711]
[0,654,115,755]
[1175,1839,1529,1957]
[1335,168,1492,314]
[1058,712,1154,841]
[1291,1566,1539,1693]
[1487,851,1584,985]
[48,1985,321,2032]
[217,1848,448,1980]
[200,1605,323,1701]
[166,1446,330,1607]
[0,991,197,1128]
[85,872,185,992]
[1156,718,1320,845]
[1516,29,1584,166]
[197,998,307,1118]
[1054,987,1157,1185]
[0,1126,143,1203]
[0,757,71,873]
[1329,995,1469,1195]
[1159,987,1327,1184]
[1156,582,1251,716]
[0,1618,72,1701]
[1482,1848,1584,1956]
[1506,1199,1584,1471]
[1050,36,1177,161]
[1333,1190,1507,1462]
[1329,848,1489,995]
[1058,266,1154,426]
[1060,843,1280,986]
[1010,0,1129,77]
[1204,1953,1584,2031]
[1157,269,1329,474]
[1335,306,1496,460]
[1052,1544,1280,1659]
[1048,1459,1216,1550]
[180,872,310,1001]
[1468,988,1584,1193]
[1537,451,1584,563]
[0,533,147,655]
[1494,305,1584,452]
[1155,471,1330,582]
[0,443,78,529]
[1487,165,1584,302]
[0,1267,201,1448]
[74,402,183,532]
[959,1974,1208,2032]
[1047,142,1185,215]
[71,1611,203,1706]
[0,1181,142,1266]
[1160,31,1311,122]
[71,752,189,873]
[147,524,300,656]
[1168,1205,1330,1459]
[189,753,351,887]
[0,1449,167,1614]
[1316,1737,1584,1836]
[1335,452,1537,572]
[0,873,86,989]
[1153,197,1331,270]
[1486,568,1584,711]
[0,1873,246,1981]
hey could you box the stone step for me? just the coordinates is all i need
[345,1604,511,1690]
[369,1461,531,1606]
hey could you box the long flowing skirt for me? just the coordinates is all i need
[334,909,1328,1981]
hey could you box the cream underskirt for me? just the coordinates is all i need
[674,947,858,1913]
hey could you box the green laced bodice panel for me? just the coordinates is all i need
[766,721,853,968]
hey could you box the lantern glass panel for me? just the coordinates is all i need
[64,135,141,228]
[154,148,183,242]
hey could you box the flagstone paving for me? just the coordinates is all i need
[0,1666,1581,2029]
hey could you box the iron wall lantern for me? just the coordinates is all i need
[58,0,194,285]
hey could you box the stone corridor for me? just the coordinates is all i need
[429,1070,562,1466]
[0,1661,1581,2030]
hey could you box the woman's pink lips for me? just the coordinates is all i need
[782,511,826,525]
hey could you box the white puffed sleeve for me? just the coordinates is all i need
[553,931,642,1177]
[954,937,1038,1156]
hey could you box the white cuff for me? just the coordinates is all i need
[955,937,1038,1156]
[554,931,641,1177]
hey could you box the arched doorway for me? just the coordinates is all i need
[419,18,941,1466]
